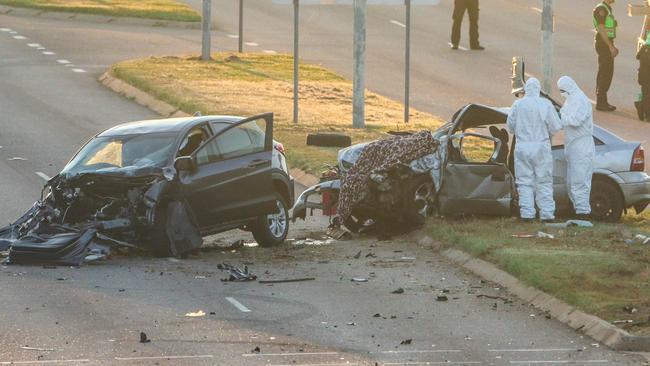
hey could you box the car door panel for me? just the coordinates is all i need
[180,113,275,228]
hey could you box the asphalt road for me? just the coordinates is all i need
[0,5,649,366]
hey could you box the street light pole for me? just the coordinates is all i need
[293,0,300,125]
[201,0,212,61]
[541,0,554,93]
[404,0,411,123]
[353,0,367,129]
[238,0,244,53]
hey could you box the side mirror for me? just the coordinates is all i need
[174,156,196,172]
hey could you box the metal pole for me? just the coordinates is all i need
[201,0,212,61]
[353,0,367,129]
[293,0,299,125]
[404,0,411,123]
[541,0,553,93]
[238,0,244,53]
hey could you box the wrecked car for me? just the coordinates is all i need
[0,113,294,264]
[292,103,650,231]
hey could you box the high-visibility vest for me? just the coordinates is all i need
[593,3,616,39]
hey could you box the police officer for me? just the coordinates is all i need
[593,0,618,111]
[451,0,484,51]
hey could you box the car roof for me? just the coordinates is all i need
[98,115,245,137]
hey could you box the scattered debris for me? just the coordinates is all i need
[351,278,369,283]
[21,346,55,351]
[477,294,511,303]
[139,332,151,343]
[373,313,382,318]
[185,310,206,317]
[365,252,377,258]
[293,238,335,246]
[7,157,28,161]
[512,232,555,239]
[545,220,594,228]
[436,295,448,302]
[624,306,638,314]
[613,320,634,324]
[258,277,315,284]
[327,226,352,240]
[391,288,405,294]
[400,339,412,345]
[536,231,555,239]
[633,234,650,245]
[346,322,356,326]
[353,250,362,259]
[252,346,261,353]
[222,240,244,251]
[217,263,257,282]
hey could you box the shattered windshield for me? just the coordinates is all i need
[61,133,177,177]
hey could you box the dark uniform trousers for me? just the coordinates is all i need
[451,0,479,48]
[595,37,614,105]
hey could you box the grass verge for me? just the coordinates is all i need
[0,0,201,22]
[428,213,650,336]
[110,53,445,174]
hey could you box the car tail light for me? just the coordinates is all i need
[274,142,286,154]
[631,145,645,172]
[322,190,338,216]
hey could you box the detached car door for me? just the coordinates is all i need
[180,113,276,228]
[438,133,515,216]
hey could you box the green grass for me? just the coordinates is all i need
[111,53,445,175]
[0,0,201,22]
[429,214,650,335]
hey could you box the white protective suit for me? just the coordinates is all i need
[507,78,562,220]
[557,76,595,215]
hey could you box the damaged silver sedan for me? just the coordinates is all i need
[292,103,650,232]
[0,113,294,265]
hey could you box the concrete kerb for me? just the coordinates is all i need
[99,68,650,351]
[0,5,210,30]
[440,248,650,352]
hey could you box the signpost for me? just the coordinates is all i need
[201,0,212,61]
[273,0,438,127]
[239,0,244,53]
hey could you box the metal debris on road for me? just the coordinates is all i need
[217,263,257,282]
[536,231,555,239]
[391,287,405,294]
[436,295,448,302]
[400,339,412,345]
[613,320,634,324]
[258,277,315,284]
[139,332,151,343]
[21,346,55,351]
[185,310,206,317]
[353,250,362,259]
[545,219,594,228]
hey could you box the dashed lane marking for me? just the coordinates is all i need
[35,172,51,181]
[12,35,26,40]
[227,34,239,39]
[114,355,213,361]
[509,361,608,364]
[263,50,278,54]
[245,41,259,46]
[383,362,481,365]
[447,42,468,51]
[267,364,356,366]
[243,352,339,357]
[531,7,542,13]
[0,360,90,365]
[72,68,87,73]
[389,19,406,28]
[489,349,579,353]
[225,297,251,312]
[42,51,55,55]
[375,350,462,354]
[0,28,11,32]
[9,30,17,34]
[27,43,41,48]
[56,59,71,64]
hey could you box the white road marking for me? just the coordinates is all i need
[225,297,251,312]
[37,47,45,50]
[42,51,55,55]
[531,7,543,13]
[447,42,468,51]
[227,34,239,39]
[509,361,608,364]
[9,30,17,34]
[0,360,89,365]
[8,157,28,161]
[263,50,278,54]
[390,19,406,28]
[114,355,213,361]
[35,172,51,181]
[27,43,41,48]
[375,350,462,354]
[243,352,339,357]
[56,59,71,64]
[245,41,259,47]
[72,68,87,73]
[384,362,481,365]
[12,35,26,40]
[0,28,12,32]
[489,348,578,353]
[267,364,354,366]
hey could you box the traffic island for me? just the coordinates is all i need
[0,0,201,27]
[104,53,444,174]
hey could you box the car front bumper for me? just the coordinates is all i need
[616,171,650,213]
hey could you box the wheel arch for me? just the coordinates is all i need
[592,173,626,208]
[272,170,293,207]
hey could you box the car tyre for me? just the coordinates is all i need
[590,178,624,222]
[252,193,290,247]
[402,174,435,227]
[306,133,352,147]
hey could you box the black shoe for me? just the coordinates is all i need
[596,103,616,112]
[635,101,644,121]
[470,45,485,50]
[451,44,459,50]
[574,214,591,221]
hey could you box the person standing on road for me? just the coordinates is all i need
[636,34,650,121]
[557,76,596,220]
[593,0,618,112]
[450,0,484,50]
[507,78,562,222]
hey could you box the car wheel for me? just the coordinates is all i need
[402,174,435,227]
[306,133,352,147]
[252,194,290,247]
[590,179,624,222]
